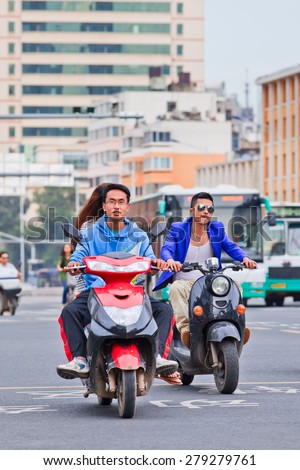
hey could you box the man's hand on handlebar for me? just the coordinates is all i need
[64,261,82,275]
[165,258,182,272]
[152,258,168,271]
[242,257,257,269]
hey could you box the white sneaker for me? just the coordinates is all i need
[57,357,90,380]
[155,354,178,375]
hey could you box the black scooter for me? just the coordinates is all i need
[170,257,246,394]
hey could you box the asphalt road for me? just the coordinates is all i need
[0,294,299,450]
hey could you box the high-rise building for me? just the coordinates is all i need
[0,0,204,155]
[257,65,300,202]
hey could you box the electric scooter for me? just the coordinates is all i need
[0,265,21,316]
[62,222,165,418]
[170,257,246,394]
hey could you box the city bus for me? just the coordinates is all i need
[128,184,272,302]
[263,203,300,306]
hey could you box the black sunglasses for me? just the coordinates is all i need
[196,204,215,214]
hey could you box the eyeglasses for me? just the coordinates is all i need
[104,199,128,207]
[196,204,215,214]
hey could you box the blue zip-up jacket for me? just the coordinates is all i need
[153,217,247,291]
[70,215,155,290]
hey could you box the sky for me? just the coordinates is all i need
[205,0,300,116]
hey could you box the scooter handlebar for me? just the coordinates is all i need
[181,262,207,274]
[221,262,244,272]
[64,265,86,273]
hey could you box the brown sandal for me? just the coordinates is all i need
[155,371,183,385]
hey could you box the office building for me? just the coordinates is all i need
[257,65,300,202]
[0,0,204,155]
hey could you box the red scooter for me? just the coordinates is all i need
[62,223,165,418]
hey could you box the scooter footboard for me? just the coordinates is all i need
[109,343,144,371]
[206,322,241,343]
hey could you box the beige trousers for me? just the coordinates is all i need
[169,279,196,333]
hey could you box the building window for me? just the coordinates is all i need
[281,80,286,103]
[8,43,15,54]
[112,126,119,137]
[143,157,172,171]
[177,45,183,56]
[144,131,171,144]
[22,22,170,34]
[9,64,15,75]
[22,43,170,55]
[22,64,170,75]
[289,77,295,101]
[9,105,15,114]
[63,153,89,169]
[291,115,295,137]
[22,127,88,137]
[22,85,148,95]
[282,153,286,176]
[22,2,171,13]
[283,117,286,140]
[8,21,15,33]
[177,65,183,75]
[177,24,183,35]
[9,85,15,95]
[8,1,14,12]
[9,127,15,138]
[177,3,183,13]
[272,83,277,106]
[263,87,269,108]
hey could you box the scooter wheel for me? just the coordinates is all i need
[213,339,239,394]
[0,292,5,314]
[98,397,113,406]
[180,372,194,386]
[117,370,136,419]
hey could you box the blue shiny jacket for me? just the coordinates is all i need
[153,217,247,291]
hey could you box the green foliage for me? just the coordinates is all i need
[32,186,76,220]
[30,186,76,268]
[0,196,30,264]
[0,195,29,237]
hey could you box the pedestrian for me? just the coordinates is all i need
[0,251,21,280]
[56,243,73,305]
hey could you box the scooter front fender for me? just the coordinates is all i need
[206,322,241,343]
[109,343,143,371]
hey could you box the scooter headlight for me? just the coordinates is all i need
[87,260,149,273]
[211,276,230,296]
[104,305,143,326]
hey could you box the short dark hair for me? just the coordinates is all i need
[0,251,9,257]
[190,192,214,208]
[103,183,131,203]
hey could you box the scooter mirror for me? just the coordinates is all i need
[267,211,277,227]
[205,257,219,271]
[149,221,167,241]
[61,223,83,243]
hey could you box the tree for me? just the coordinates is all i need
[0,195,29,237]
[29,187,76,267]
[0,196,30,265]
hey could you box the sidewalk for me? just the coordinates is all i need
[21,283,62,297]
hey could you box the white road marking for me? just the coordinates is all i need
[0,405,57,414]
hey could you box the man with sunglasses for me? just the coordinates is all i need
[153,191,256,348]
